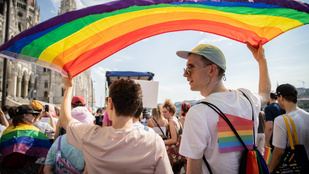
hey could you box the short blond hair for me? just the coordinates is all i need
[151,105,163,119]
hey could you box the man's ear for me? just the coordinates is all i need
[109,98,114,110]
[209,64,218,77]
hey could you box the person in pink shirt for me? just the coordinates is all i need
[59,73,172,174]
[102,110,112,127]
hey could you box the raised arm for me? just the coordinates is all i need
[59,72,73,130]
[0,108,9,127]
[247,41,271,106]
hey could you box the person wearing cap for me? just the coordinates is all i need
[30,100,56,166]
[264,92,286,150]
[178,42,271,174]
[268,84,309,173]
[59,73,172,173]
[0,105,51,173]
[44,106,95,174]
[71,95,85,108]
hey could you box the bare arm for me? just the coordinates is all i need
[54,121,62,141]
[264,121,273,147]
[59,72,73,130]
[247,41,271,106]
[0,108,9,127]
[187,158,203,174]
[43,164,54,174]
[45,111,56,132]
[268,146,285,173]
[164,120,178,145]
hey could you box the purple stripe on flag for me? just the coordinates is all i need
[219,145,254,153]
[1,143,49,159]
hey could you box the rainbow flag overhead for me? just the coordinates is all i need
[217,114,254,153]
[0,0,308,77]
[0,123,52,159]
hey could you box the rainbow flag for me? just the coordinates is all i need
[0,123,52,159]
[217,114,254,153]
[0,0,308,77]
[263,146,272,165]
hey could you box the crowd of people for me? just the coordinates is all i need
[0,42,308,174]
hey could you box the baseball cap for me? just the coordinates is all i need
[276,84,298,97]
[16,105,40,115]
[29,100,43,111]
[71,107,95,124]
[176,44,226,71]
[71,95,85,106]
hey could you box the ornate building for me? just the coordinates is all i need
[0,0,96,107]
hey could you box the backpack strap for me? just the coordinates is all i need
[199,101,249,174]
[239,90,255,144]
[153,118,166,136]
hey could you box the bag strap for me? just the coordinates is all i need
[286,114,299,145]
[202,156,213,174]
[153,118,165,136]
[57,135,62,152]
[282,114,299,150]
[239,90,255,144]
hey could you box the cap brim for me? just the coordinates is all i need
[176,51,192,59]
[32,111,40,114]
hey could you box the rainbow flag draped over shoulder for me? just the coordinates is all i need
[217,113,254,153]
[0,123,51,159]
[0,0,308,77]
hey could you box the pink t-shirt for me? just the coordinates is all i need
[102,110,112,126]
[66,120,172,174]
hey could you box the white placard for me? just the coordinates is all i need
[134,80,159,108]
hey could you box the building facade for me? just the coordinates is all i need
[0,0,96,107]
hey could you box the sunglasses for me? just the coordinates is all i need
[184,64,213,76]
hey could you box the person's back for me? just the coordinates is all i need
[273,109,309,155]
[67,126,166,173]
[269,84,309,173]
[147,105,168,138]
[59,75,172,174]
[181,89,260,173]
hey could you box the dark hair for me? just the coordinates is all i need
[276,84,298,104]
[109,79,143,116]
[2,105,10,113]
[96,108,102,114]
[71,104,85,108]
[163,99,176,116]
[8,106,31,127]
[133,103,143,119]
[270,92,277,100]
[200,56,225,77]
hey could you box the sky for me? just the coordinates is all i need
[37,0,309,107]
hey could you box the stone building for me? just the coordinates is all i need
[0,0,96,107]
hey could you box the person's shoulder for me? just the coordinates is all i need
[274,114,285,123]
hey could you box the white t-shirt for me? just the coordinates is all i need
[133,122,155,133]
[179,89,260,174]
[40,117,58,139]
[273,109,309,156]
[66,119,172,174]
